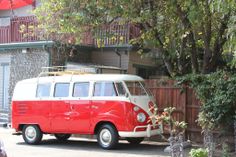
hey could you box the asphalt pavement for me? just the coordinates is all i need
[0,127,173,157]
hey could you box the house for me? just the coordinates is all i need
[0,1,164,125]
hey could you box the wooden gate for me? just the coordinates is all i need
[145,79,202,142]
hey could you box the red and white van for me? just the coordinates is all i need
[12,73,162,149]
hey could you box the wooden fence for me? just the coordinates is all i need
[145,79,202,143]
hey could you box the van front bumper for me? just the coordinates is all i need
[118,124,163,138]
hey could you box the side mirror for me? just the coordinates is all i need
[125,92,129,98]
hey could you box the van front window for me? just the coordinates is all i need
[125,81,148,96]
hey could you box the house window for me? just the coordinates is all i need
[93,82,117,97]
[73,82,89,97]
[54,83,70,97]
[36,83,51,97]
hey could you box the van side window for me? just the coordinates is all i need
[73,82,89,97]
[36,83,51,97]
[115,82,126,96]
[93,82,117,97]
[54,83,70,97]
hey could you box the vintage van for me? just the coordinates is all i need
[11,72,162,149]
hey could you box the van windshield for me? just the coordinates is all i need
[125,81,149,96]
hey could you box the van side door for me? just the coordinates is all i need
[90,81,130,131]
[69,82,91,133]
[51,83,71,132]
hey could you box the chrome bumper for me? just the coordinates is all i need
[118,124,163,138]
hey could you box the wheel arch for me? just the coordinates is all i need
[18,124,42,132]
[94,121,118,135]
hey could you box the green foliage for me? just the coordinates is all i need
[189,148,208,157]
[178,71,236,130]
[34,0,236,75]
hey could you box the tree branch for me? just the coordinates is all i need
[174,1,198,73]
[202,0,212,73]
[209,11,231,71]
[154,31,175,76]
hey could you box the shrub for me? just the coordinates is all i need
[177,71,236,131]
[189,148,208,157]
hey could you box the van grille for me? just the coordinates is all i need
[16,104,28,115]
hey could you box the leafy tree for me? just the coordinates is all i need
[34,0,236,76]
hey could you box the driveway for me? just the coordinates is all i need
[0,127,174,157]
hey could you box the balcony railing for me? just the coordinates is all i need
[0,16,140,47]
[94,22,140,47]
[0,16,39,43]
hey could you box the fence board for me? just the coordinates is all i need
[145,79,202,143]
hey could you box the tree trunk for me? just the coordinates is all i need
[204,129,214,157]
[189,32,198,73]
[202,1,212,74]
[175,1,198,74]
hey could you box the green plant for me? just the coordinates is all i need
[153,107,187,136]
[177,71,236,131]
[189,148,208,157]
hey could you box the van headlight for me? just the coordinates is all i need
[137,113,146,123]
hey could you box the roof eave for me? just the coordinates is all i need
[0,41,54,51]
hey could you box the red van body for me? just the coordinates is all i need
[12,74,162,149]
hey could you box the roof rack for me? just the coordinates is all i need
[38,66,96,77]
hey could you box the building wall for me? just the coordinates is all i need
[0,54,11,122]
[0,2,36,26]
[0,5,34,18]
[9,49,49,98]
[0,48,49,123]
[91,50,129,70]
[67,48,92,64]
[128,51,157,74]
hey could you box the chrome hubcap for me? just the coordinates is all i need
[99,129,112,147]
[25,126,36,142]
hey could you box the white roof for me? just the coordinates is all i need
[18,74,144,84]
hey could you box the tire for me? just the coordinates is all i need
[54,134,71,141]
[97,124,118,149]
[126,137,144,145]
[22,125,43,145]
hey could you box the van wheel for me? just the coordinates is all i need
[54,134,71,141]
[22,125,43,145]
[126,137,144,144]
[97,124,118,149]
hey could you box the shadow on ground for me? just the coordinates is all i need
[17,138,171,156]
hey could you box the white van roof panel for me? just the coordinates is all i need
[18,74,144,84]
